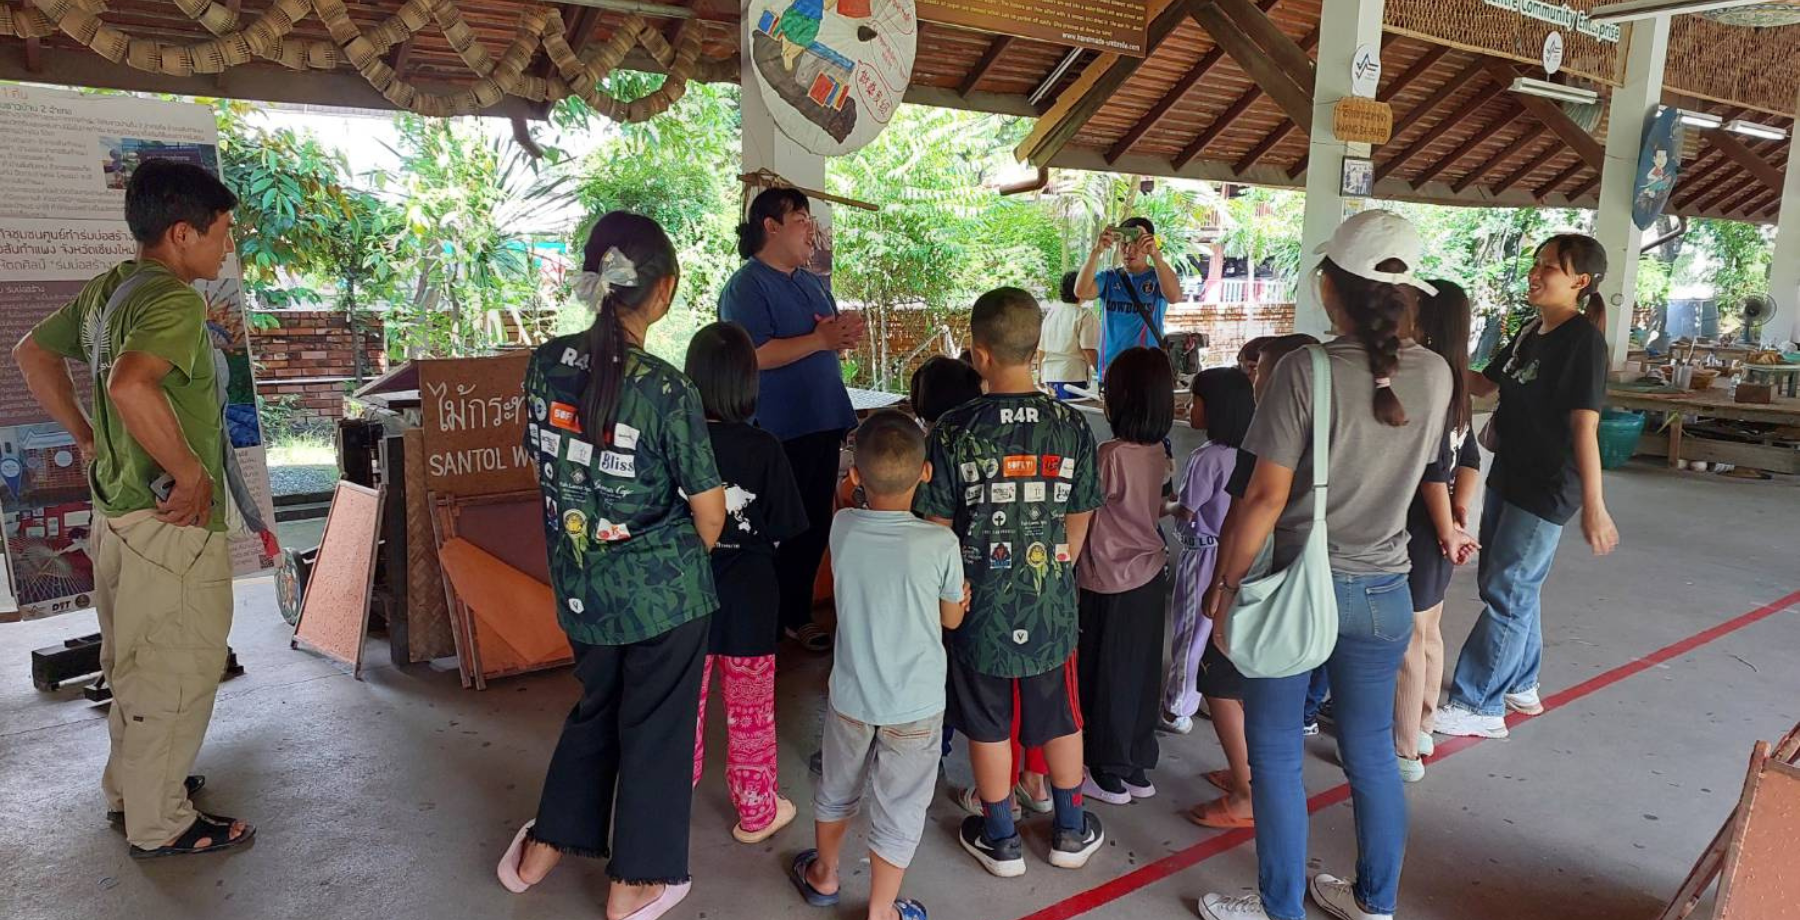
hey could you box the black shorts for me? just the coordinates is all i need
[1198,639,1247,701]
[947,655,1082,748]
[1406,526,1454,612]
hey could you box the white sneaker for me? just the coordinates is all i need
[1417,731,1435,758]
[1197,892,1270,920]
[1504,686,1545,715]
[1433,704,1508,739]
[1397,756,1425,783]
[1309,873,1392,920]
[1159,713,1195,735]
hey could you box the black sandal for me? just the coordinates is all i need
[108,775,205,825]
[129,812,255,859]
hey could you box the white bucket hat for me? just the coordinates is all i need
[1314,210,1439,297]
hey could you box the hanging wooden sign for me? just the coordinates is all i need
[1333,97,1394,145]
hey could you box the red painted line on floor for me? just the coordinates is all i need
[1012,588,1800,920]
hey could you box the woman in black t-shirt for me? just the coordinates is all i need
[684,322,810,846]
[1438,234,1619,741]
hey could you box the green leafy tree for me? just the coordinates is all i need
[1687,218,1774,320]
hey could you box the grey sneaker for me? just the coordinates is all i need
[1049,811,1104,869]
[1197,893,1270,919]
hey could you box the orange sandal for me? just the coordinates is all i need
[1187,796,1254,829]
[1205,770,1235,793]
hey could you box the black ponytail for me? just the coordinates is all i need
[579,211,679,439]
[1418,279,1472,433]
[1320,256,1417,427]
[736,187,810,260]
[1536,233,1609,335]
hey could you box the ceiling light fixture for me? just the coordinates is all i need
[1726,119,1789,141]
[1510,77,1601,107]
[1589,0,1782,23]
[1677,110,1724,129]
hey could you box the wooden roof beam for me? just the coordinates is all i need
[1481,59,1604,170]
[1189,0,1316,133]
[24,37,42,74]
[1734,188,1779,219]
[1489,140,1565,195]
[1703,128,1786,195]
[1413,104,1523,187]
[1451,123,1547,193]
[1239,33,1403,175]
[1535,158,1590,198]
[1177,81,1269,170]
[1694,173,1759,214]
[1567,173,1601,202]
[1375,77,1506,183]
[959,35,1015,98]
[1712,177,1768,216]
[1385,57,1485,146]
[1108,0,1281,165]
[1016,0,1198,166]
[1673,151,1738,209]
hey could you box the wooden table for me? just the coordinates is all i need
[1741,364,1800,399]
[1608,387,1800,474]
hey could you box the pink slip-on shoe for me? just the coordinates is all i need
[620,881,693,920]
[496,821,535,894]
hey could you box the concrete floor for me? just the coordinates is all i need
[2,462,1796,920]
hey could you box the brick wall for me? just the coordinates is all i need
[850,302,1296,389]
[249,311,387,423]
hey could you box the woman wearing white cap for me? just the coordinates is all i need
[1197,210,1460,920]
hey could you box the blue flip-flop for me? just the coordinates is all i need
[788,849,840,907]
[895,898,928,920]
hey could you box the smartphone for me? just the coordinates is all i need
[150,473,174,503]
[1114,225,1145,244]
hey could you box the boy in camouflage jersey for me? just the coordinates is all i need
[914,287,1106,878]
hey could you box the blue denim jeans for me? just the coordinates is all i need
[1244,572,1413,920]
[1448,490,1565,716]
[1303,667,1331,724]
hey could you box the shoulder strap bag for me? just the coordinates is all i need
[1112,268,1169,352]
[1223,344,1338,679]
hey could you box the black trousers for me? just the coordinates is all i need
[531,615,709,883]
[1077,569,1169,777]
[776,429,845,634]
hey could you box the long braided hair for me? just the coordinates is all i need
[1319,256,1419,427]
[578,211,679,439]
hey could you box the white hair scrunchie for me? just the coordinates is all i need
[571,247,641,309]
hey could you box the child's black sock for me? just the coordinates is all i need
[1051,785,1084,831]
[982,798,1017,842]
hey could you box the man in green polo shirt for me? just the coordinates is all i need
[13,159,254,858]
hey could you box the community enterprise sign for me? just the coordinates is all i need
[1482,0,1622,43]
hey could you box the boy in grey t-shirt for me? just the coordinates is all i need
[789,411,967,920]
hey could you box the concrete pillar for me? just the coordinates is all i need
[1294,0,1385,336]
[740,9,831,269]
[1768,85,1800,347]
[1594,16,1670,368]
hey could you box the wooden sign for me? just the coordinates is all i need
[291,481,384,679]
[417,353,534,497]
[1333,97,1394,145]
[919,0,1149,56]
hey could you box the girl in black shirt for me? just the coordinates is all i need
[1438,234,1619,741]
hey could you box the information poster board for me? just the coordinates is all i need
[417,354,534,498]
[0,85,278,622]
[919,0,1149,55]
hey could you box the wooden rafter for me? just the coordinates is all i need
[1413,104,1522,187]
[1386,58,1484,147]
[1674,151,1741,208]
[1734,187,1780,218]
[1189,0,1316,132]
[1190,25,1319,171]
[1712,177,1767,216]
[390,37,415,82]
[1490,140,1565,195]
[959,35,1015,98]
[1450,123,1547,193]
[1481,59,1604,170]
[1695,172,1759,214]
[1535,158,1590,198]
[1567,173,1601,202]
[24,36,42,74]
[1681,138,1780,212]
[1016,0,1197,166]
[1376,77,1505,183]
[1238,33,1405,175]
[1704,128,1786,194]
[1109,0,1280,164]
